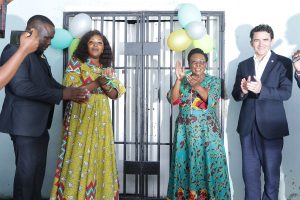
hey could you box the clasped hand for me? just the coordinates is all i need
[175,60,204,88]
[240,76,262,94]
[95,68,115,87]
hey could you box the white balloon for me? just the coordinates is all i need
[186,21,207,40]
[69,13,92,38]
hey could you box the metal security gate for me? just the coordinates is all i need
[63,11,224,199]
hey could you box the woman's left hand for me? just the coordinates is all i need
[187,74,204,88]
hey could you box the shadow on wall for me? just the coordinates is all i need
[225,24,253,200]
[285,13,300,50]
[282,13,300,200]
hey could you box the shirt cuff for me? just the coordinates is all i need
[172,98,181,105]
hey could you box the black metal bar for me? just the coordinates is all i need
[100,15,104,34]
[220,13,226,137]
[135,14,141,196]
[124,161,159,175]
[115,141,172,145]
[111,16,116,131]
[123,15,128,195]
[139,12,145,198]
[157,14,162,198]
[63,10,215,17]
[144,14,149,198]
[168,14,174,171]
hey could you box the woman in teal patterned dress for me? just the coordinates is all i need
[167,48,231,200]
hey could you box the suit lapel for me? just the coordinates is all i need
[260,52,277,83]
[247,58,255,78]
[38,53,53,78]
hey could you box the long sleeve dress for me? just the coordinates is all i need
[51,57,125,200]
[167,72,231,200]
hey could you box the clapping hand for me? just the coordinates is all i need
[175,60,185,81]
[240,76,250,94]
[247,76,262,94]
[187,74,204,88]
[292,50,300,73]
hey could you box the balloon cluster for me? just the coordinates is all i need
[51,13,92,55]
[167,4,213,53]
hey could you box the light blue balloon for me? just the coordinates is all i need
[186,21,207,40]
[175,3,189,10]
[178,4,202,28]
[51,28,73,49]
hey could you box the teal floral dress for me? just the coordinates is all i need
[167,72,231,200]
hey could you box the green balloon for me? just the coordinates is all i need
[192,34,214,53]
[68,38,80,58]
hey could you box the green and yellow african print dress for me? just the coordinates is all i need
[51,57,125,200]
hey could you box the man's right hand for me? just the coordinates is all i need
[63,87,89,103]
[19,28,39,54]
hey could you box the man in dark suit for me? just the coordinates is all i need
[0,15,88,200]
[232,24,293,200]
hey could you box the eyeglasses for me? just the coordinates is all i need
[88,40,103,46]
[190,59,207,66]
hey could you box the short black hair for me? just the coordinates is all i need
[187,48,208,63]
[250,24,274,40]
[26,15,54,29]
[73,30,113,67]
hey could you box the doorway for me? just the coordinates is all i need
[63,11,225,199]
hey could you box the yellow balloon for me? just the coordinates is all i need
[68,38,80,58]
[192,34,214,53]
[167,29,192,52]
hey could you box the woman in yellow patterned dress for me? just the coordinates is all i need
[51,30,125,200]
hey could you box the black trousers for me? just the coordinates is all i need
[11,131,49,200]
[240,122,283,200]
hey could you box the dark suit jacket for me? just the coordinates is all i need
[0,44,64,137]
[232,51,293,139]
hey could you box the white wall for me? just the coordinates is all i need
[1,0,300,199]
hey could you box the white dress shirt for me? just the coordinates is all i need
[253,51,271,80]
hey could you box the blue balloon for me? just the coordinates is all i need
[178,4,202,28]
[51,28,73,49]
